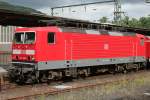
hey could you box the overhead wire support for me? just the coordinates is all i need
[51,0,114,16]
[51,0,125,25]
[51,0,114,9]
[114,0,124,25]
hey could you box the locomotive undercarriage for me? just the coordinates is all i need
[9,62,38,84]
[9,62,146,85]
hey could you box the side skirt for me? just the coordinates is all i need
[37,56,146,70]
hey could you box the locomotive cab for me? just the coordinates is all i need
[11,31,37,84]
[10,27,60,84]
[12,32,36,62]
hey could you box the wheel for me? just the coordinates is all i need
[123,69,127,74]
[109,66,116,75]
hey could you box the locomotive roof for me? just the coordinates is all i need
[16,26,137,37]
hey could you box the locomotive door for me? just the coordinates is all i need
[132,40,137,61]
[145,41,150,60]
[65,39,73,67]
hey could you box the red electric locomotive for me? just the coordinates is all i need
[10,26,147,84]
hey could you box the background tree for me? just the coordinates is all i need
[100,16,150,29]
[139,17,150,28]
[120,16,130,26]
[99,17,108,23]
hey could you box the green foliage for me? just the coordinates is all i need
[119,16,150,29]
[99,16,150,29]
[99,16,108,23]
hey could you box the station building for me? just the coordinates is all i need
[0,25,16,67]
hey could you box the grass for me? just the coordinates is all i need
[24,73,150,100]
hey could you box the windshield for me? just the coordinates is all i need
[14,32,35,44]
[25,32,35,44]
[14,32,24,44]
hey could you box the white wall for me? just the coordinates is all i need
[0,26,16,66]
[0,26,16,44]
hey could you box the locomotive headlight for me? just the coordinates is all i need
[26,50,35,55]
[32,57,35,61]
[13,49,21,54]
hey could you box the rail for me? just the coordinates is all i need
[3,70,148,100]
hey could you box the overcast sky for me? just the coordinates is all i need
[1,0,150,22]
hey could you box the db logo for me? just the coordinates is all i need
[104,44,109,50]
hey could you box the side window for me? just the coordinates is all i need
[48,32,55,43]
[140,38,144,46]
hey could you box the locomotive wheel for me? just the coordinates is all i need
[25,71,39,84]
[109,66,116,74]
[122,65,128,74]
[77,69,89,79]
[123,69,128,74]
[39,74,47,83]
[134,64,139,72]
[16,75,25,85]
[31,76,39,85]
[27,76,36,85]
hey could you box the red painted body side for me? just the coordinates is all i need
[64,33,145,60]
[12,26,146,62]
[145,37,150,59]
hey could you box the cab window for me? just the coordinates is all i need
[25,32,35,44]
[14,32,35,44]
[48,32,55,43]
[14,32,24,44]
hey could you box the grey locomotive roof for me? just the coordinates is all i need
[59,27,136,36]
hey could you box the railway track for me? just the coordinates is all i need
[0,70,149,100]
